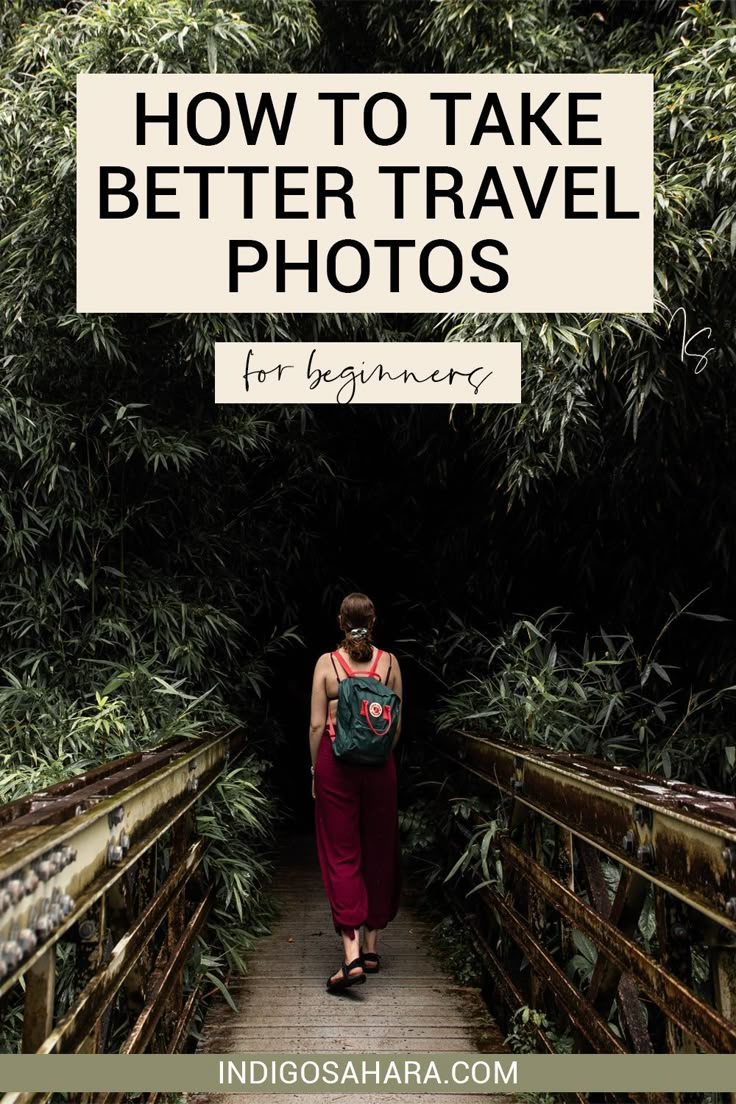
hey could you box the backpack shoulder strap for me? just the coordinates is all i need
[368,648,384,679]
[332,651,354,678]
[386,652,393,684]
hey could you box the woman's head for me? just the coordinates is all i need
[338,592,376,661]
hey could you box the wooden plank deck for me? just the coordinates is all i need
[190,832,507,1104]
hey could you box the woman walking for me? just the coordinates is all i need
[309,592,403,993]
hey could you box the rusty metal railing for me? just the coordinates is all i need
[0,729,241,1104]
[436,730,736,1065]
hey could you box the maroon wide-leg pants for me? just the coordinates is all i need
[314,729,401,937]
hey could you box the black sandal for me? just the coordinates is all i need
[326,957,366,992]
[360,949,381,973]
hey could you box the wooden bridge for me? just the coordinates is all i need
[1,725,736,1104]
[190,833,505,1104]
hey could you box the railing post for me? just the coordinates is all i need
[556,826,575,960]
[709,938,736,1104]
[587,866,648,1015]
[166,809,195,1038]
[108,875,147,1023]
[21,946,56,1054]
[654,888,695,1057]
[77,893,108,1087]
[711,943,736,1019]
[168,811,194,948]
[527,813,547,1011]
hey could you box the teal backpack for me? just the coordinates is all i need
[326,649,400,765]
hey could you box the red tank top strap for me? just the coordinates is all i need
[332,651,355,678]
[369,648,383,678]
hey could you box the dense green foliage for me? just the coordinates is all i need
[0,0,329,1053]
[313,1,736,779]
[1,0,735,1062]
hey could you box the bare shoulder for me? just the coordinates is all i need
[314,652,332,673]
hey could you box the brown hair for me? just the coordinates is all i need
[338,592,376,662]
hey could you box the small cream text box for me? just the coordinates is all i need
[214,342,521,405]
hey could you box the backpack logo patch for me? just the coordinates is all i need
[368,701,383,718]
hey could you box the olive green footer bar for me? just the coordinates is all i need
[1,1054,736,1095]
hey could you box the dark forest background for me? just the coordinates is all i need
[1,0,735,1049]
